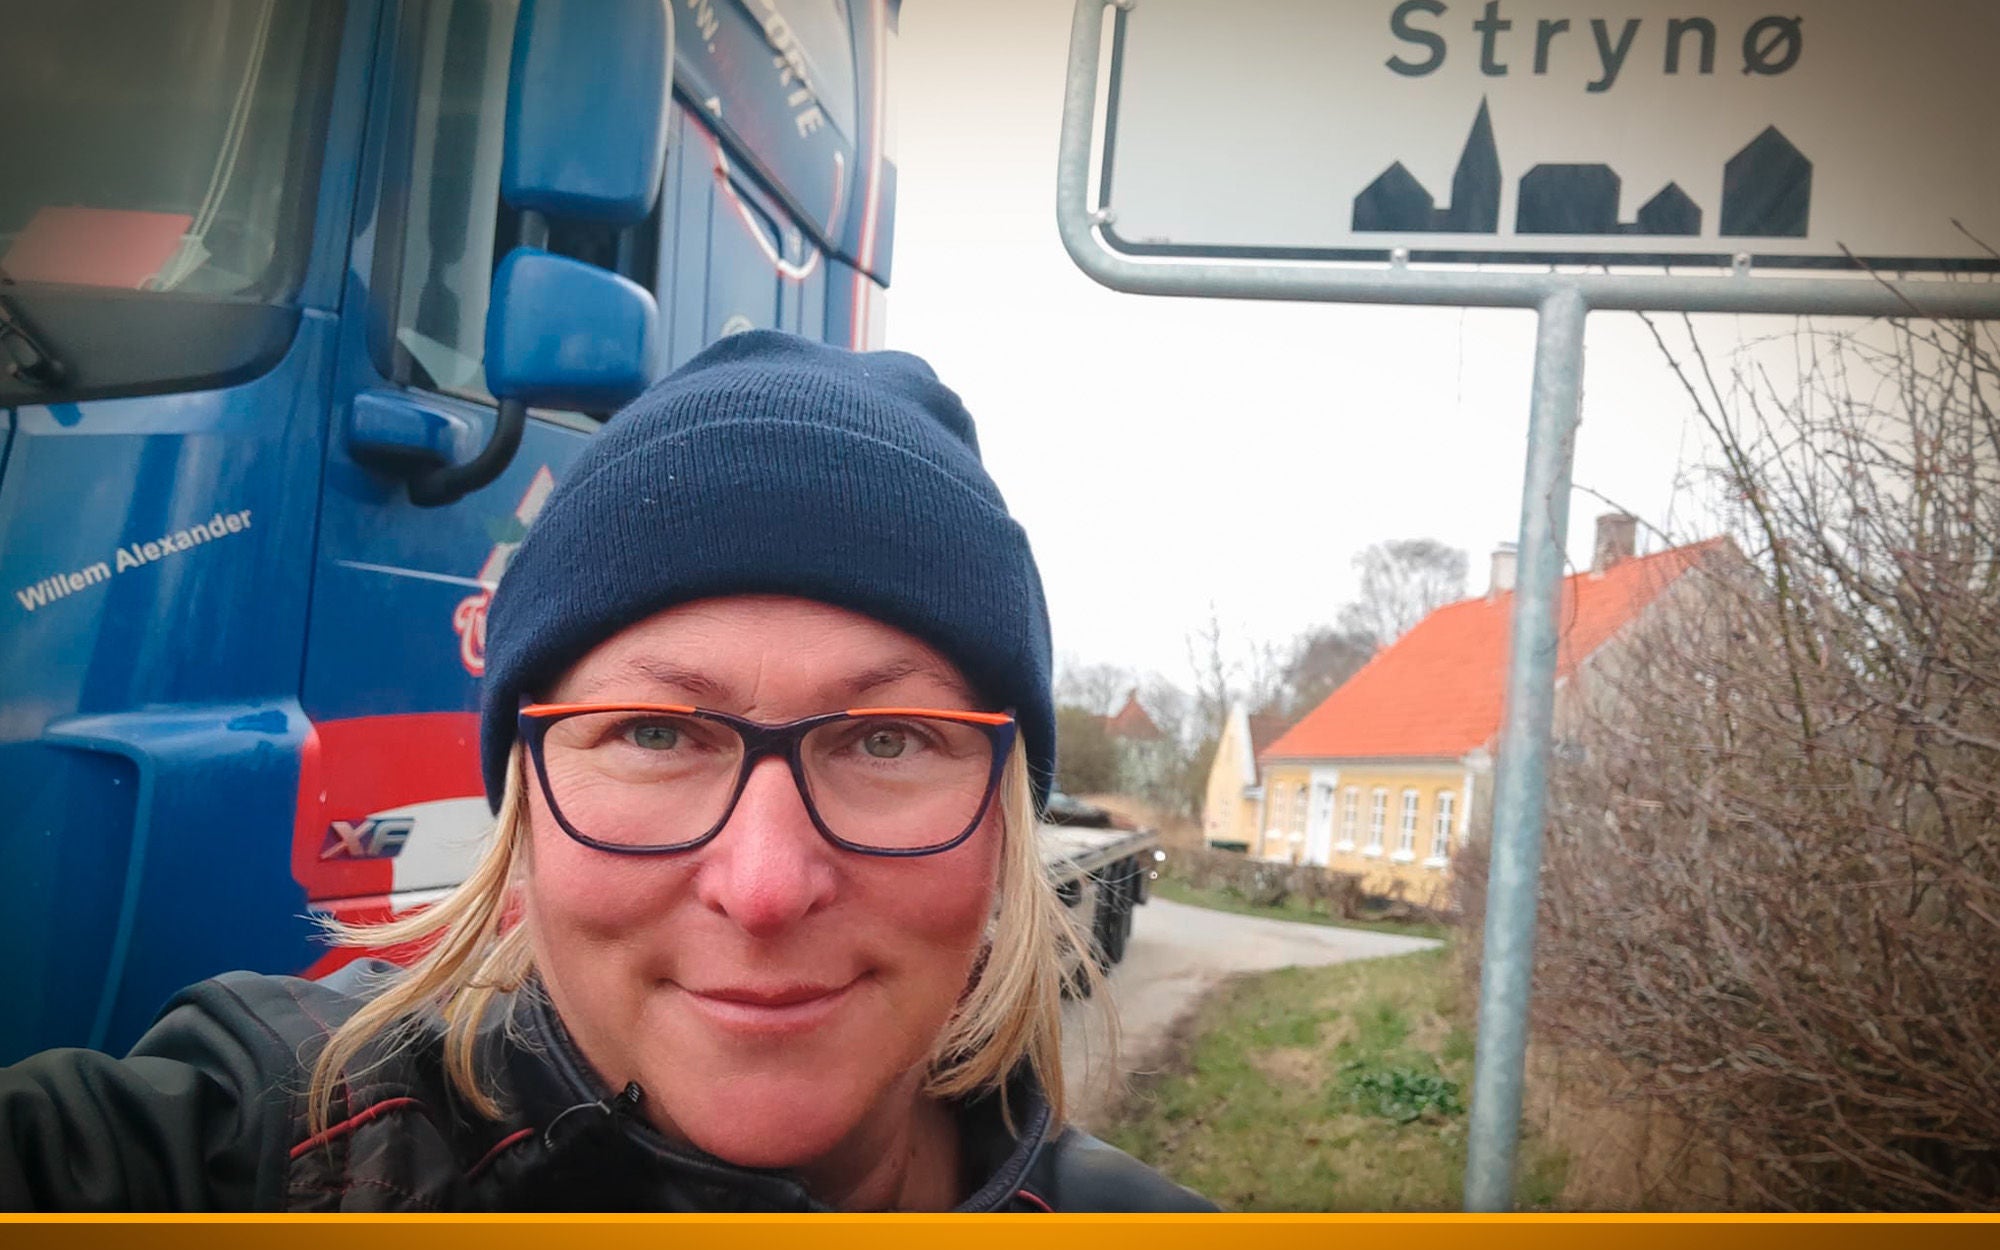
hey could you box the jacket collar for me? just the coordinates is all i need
[480,983,1055,1212]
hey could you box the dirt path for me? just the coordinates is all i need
[1060,896,1441,1128]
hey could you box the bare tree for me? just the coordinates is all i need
[1135,673,1222,818]
[1337,538,1470,646]
[1241,636,1293,718]
[1272,626,1376,720]
[1184,605,1234,736]
[1054,657,1134,717]
[1136,675,1192,750]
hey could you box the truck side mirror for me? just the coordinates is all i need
[487,250,656,408]
[407,0,670,508]
[409,250,656,507]
[503,0,671,225]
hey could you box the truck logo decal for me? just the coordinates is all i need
[321,817,414,861]
[453,468,555,676]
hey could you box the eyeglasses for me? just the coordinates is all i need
[518,703,1018,856]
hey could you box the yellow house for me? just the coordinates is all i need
[1256,521,1721,909]
[1200,702,1293,851]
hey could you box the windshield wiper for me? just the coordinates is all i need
[0,281,66,389]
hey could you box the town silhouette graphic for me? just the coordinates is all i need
[1352,99,1811,239]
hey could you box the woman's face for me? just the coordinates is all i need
[522,596,1003,1171]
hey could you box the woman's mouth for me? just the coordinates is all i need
[677,978,861,1035]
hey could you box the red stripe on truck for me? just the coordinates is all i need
[291,712,482,902]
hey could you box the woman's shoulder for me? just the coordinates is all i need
[1024,1126,1219,1212]
[121,961,408,1091]
[155,964,518,1210]
[166,961,390,1044]
[0,962,414,1210]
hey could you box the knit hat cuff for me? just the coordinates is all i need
[481,416,1055,809]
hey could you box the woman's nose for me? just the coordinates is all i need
[693,755,837,936]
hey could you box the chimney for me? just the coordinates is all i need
[1593,512,1638,572]
[1487,542,1517,598]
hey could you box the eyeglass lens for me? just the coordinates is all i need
[537,710,997,851]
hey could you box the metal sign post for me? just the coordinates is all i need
[1461,285,1584,1210]
[1054,0,2000,1211]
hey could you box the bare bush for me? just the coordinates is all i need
[1167,846,1365,920]
[1523,316,2000,1209]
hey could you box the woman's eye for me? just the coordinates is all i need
[863,727,909,758]
[630,723,681,750]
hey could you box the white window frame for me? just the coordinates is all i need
[1393,788,1419,861]
[1364,787,1387,856]
[1336,786,1358,852]
[1426,789,1456,867]
[1265,782,1294,858]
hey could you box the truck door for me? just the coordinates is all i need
[299,0,651,932]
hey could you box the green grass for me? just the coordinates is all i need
[1100,947,1570,1212]
[1152,876,1454,942]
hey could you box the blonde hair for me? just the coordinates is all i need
[307,744,1102,1135]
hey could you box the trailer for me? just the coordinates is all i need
[1040,812,1163,985]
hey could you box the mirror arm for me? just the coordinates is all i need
[405,207,546,509]
[519,209,548,250]
[406,396,527,508]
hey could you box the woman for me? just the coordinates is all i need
[0,331,1216,1212]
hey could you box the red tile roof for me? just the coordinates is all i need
[1105,691,1164,741]
[1262,541,1722,762]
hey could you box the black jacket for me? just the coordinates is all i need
[0,962,1215,1212]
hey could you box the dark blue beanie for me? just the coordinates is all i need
[480,330,1056,812]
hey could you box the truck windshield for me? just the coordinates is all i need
[0,0,338,301]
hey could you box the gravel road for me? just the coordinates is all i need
[1060,896,1442,1127]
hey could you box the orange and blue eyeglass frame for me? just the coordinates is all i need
[516,702,1019,857]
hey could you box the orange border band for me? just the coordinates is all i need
[2,1213,1997,1250]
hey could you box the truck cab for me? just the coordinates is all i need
[0,0,897,1063]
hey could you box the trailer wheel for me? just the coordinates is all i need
[1095,870,1132,967]
[1114,874,1136,958]
[1064,946,1096,998]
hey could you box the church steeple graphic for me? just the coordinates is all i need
[1440,98,1500,233]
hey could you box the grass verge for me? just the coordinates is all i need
[1152,876,1453,942]
[1100,947,1569,1211]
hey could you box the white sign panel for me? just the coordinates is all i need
[1098,0,2000,270]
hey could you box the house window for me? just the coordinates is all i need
[1293,783,1309,835]
[1394,789,1419,860]
[1338,787,1358,850]
[1430,790,1456,863]
[1365,788,1387,855]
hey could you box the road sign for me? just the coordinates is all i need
[1058,0,2000,1215]
[1096,0,2000,271]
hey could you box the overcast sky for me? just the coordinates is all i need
[878,1,1778,690]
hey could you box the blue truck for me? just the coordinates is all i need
[0,0,902,1063]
